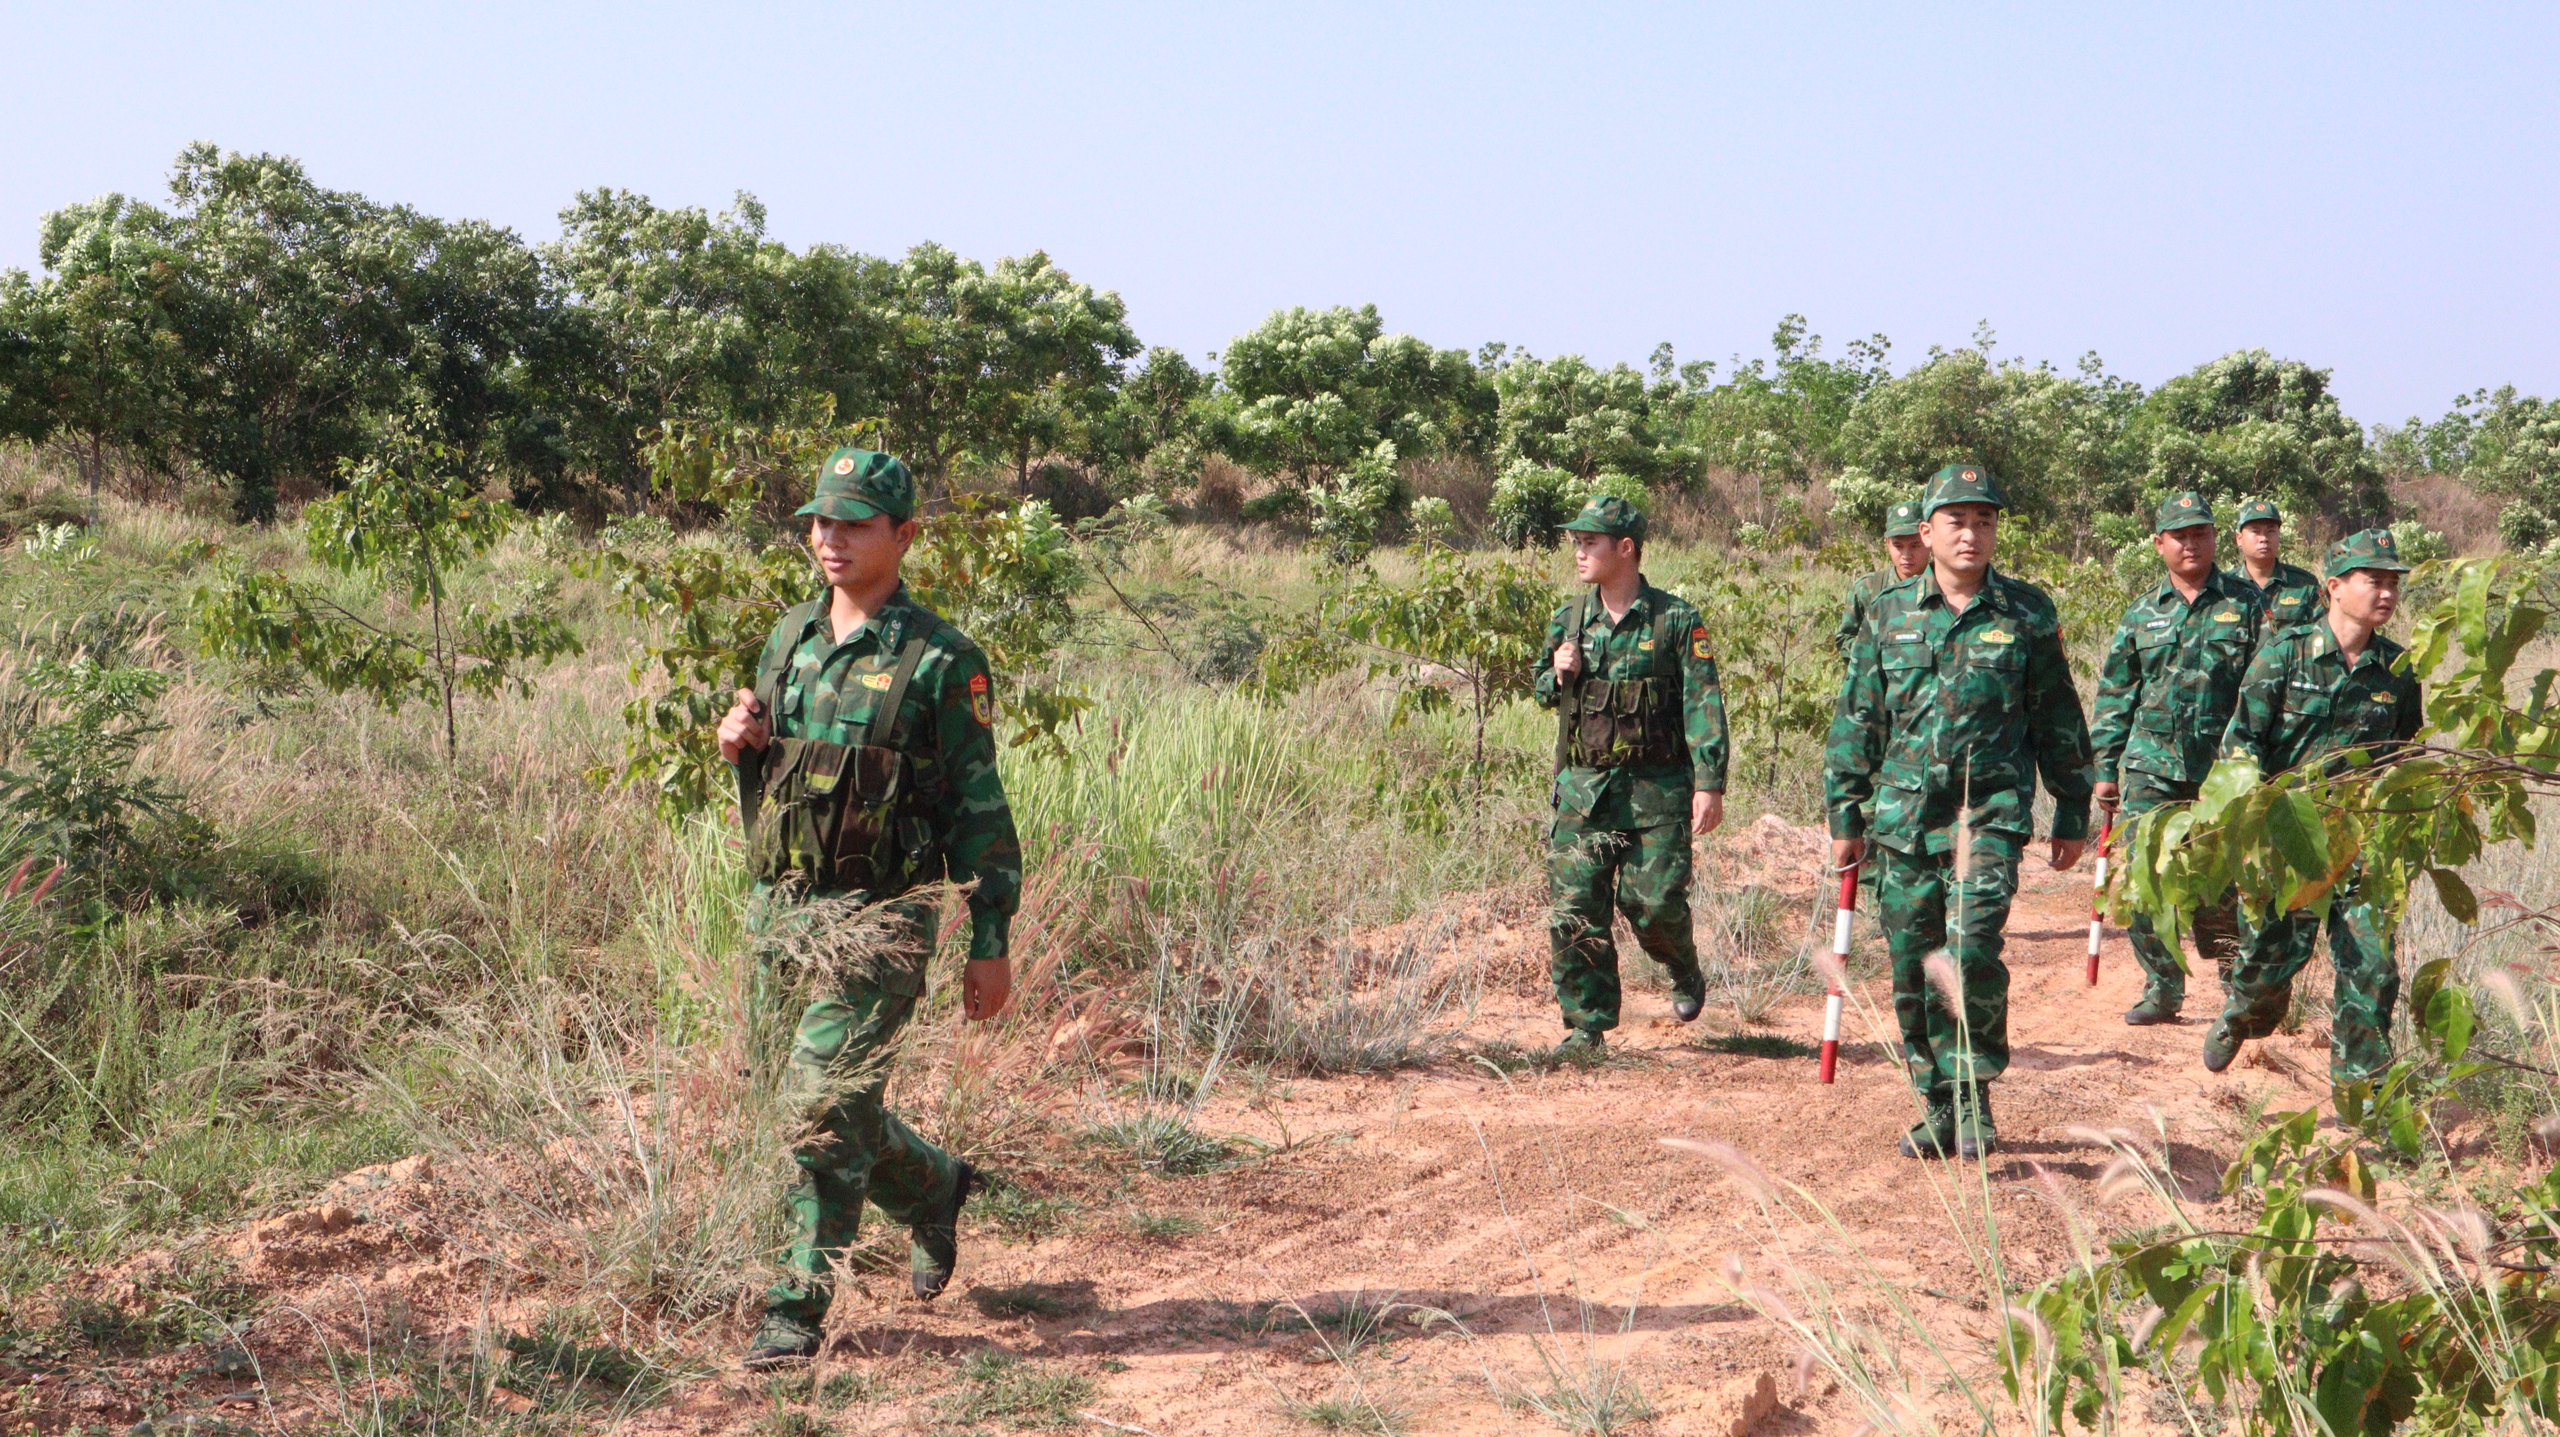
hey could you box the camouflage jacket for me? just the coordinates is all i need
[1833,568,1902,659]
[746,584,1024,961]
[1534,581,1730,828]
[1825,567,2095,854]
[2241,561,2324,636]
[2219,621,2423,778]
[2087,570,2265,786]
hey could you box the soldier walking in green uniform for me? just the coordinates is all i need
[2231,498,2324,632]
[1833,499,1930,659]
[2204,529,2422,1080]
[1825,465,2095,1159]
[718,450,1025,1369]
[1533,496,1731,1053]
[2087,493,2266,1026]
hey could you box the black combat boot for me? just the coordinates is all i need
[911,1161,976,1300]
[1899,1092,1956,1159]
[742,1312,821,1370]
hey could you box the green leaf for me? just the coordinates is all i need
[2424,985,2475,1061]
[2194,756,2261,826]
[2426,867,2479,925]
[2265,791,2329,885]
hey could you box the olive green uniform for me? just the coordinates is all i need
[2215,609,2422,1082]
[1827,563,2095,1100]
[1534,580,1730,1032]
[2087,561,2265,1013]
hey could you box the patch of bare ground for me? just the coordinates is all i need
[11,819,2422,1434]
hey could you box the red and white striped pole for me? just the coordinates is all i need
[2085,810,2115,986]
[1820,862,1856,1084]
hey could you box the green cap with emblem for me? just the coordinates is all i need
[797,448,915,523]
[1919,463,2002,519]
[1882,499,1923,538]
[2153,490,2215,533]
[1559,493,1646,542]
[2323,528,2413,578]
[2233,497,2282,528]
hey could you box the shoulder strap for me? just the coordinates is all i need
[740,596,826,833]
[1554,589,1593,774]
[866,634,932,749]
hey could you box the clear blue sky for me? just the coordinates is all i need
[5,2,2552,425]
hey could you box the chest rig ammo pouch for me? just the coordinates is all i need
[1553,591,1687,772]
[738,600,936,894]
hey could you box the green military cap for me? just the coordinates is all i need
[2323,528,2412,578]
[1882,499,1924,538]
[1920,463,2002,519]
[797,448,916,523]
[2153,491,2215,533]
[2233,498,2283,528]
[1560,493,1646,541]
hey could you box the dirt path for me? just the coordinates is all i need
[22,825,2342,1435]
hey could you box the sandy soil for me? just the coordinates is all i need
[11,817,2348,1435]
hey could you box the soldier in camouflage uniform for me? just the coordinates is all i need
[1533,495,1730,1053]
[718,449,1024,1369]
[1833,499,1930,659]
[2087,493,2265,1025]
[2205,529,2422,1081]
[1826,464,2095,1159]
[2231,498,2324,633]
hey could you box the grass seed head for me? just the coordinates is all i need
[1922,952,1963,1017]
[1657,1137,1777,1203]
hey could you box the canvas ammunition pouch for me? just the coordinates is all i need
[1553,589,1687,772]
[739,600,939,894]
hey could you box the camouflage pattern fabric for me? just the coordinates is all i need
[740,583,1021,1326]
[1534,581,1726,1031]
[2226,882,2401,1083]
[1875,833,2021,1091]
[2215,620,2424,1081]
[2114,770,2241,1008]
[1824,567,2095,856]
[1833,568,1899,660]
[1826,566,2093,1097]
[1546,816,1702,1031]
[752,584,1022,961]
[2088,570,2264,786]
[2245,561,2324,636]
[1534,582,1730,822]
[757,903,961,1327]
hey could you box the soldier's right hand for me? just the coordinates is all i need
[1553,642,1581,678]
[2093,781,2120,810]
[1831,837,1864,873]
[718,687,770,763]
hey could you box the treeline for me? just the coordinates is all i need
[3,145,2555,550]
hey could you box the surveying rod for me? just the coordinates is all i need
[1820,861,1855,1083]
[2085,808,2115,986]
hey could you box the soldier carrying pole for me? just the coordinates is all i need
[1823,464,2094,1160]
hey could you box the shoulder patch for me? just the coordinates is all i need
[968,671,993,726]
[1691,632,1712,661]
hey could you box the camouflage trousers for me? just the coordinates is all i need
[1873,835,2022,1094]
[2116,772,2241,1009]
[1547,815,1703,1032]
[754,897,962,1327]
[2223,879,2400,1085]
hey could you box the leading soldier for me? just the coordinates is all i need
[1832,499,1930,659]
[2204,529,2422,1080]
[1534,495,1731,1055]
[717,449,1024,1370]
[2087,493,2265,1026]
[1825,464,2095,1159]
[2231,498,2324,632]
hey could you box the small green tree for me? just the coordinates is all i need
[194,428,581,759]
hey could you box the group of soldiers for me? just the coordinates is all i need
[714,447,2424,1368]
[1535,465,2423,1162]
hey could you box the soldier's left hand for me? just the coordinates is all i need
[962,957,1012,1022]
[2048,838,2086,871]
[1691,790,1724,837]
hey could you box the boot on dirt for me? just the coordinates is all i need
[911,1161,977,1300]
[742,1312,821,1371]
[1898,1095,1956,1159]
[1953,1086,1997,1160]
[1670,983,1704,1023]
[1554,1027,1607,1058]
[2122,990,2180,1026]
[2201,1014,2245,1074]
